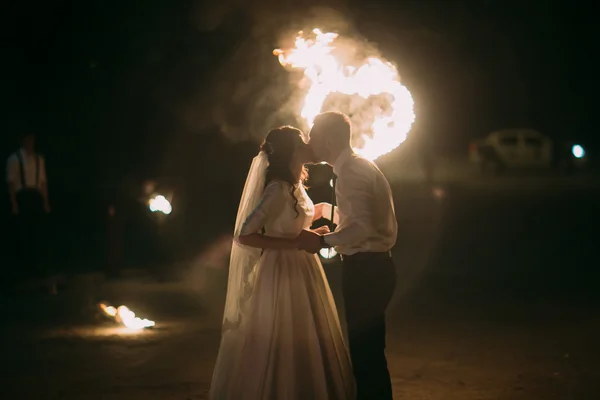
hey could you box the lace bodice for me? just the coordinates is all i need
[239,180,314,238]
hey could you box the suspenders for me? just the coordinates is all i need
[330,175,337,230]
[15,151,40,189]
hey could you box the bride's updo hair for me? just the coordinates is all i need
[260,126,308,217]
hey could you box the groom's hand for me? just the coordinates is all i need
[297,230,322,254]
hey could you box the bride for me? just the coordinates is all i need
[208,126,355,399]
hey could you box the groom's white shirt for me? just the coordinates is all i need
[323,148,397,255]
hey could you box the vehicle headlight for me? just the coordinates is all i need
[148,194,172,215]
[572,144,585,159]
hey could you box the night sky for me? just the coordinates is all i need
[2,0,595,265]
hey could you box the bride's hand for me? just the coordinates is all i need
[312,225,330,235]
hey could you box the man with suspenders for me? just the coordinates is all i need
[6,133,53,292]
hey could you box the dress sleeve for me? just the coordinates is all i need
[239,181,286,236]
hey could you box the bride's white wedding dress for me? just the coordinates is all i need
[209,180,355,399]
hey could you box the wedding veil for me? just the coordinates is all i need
[209,151,268,396]
[221,150,268,331]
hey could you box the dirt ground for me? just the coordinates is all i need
[2,279,599,400]
[2,180,599,399]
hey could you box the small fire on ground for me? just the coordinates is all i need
[99,303,155,330]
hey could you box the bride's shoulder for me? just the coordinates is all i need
[266,179,292,189]
[264,180,289,195]
[262,180,293,205]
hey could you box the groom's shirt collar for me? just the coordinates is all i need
[332,148,354,176]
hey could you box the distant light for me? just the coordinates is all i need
[329,179,334,187]
[572,144,585,159]
[320,161,327,165]
[149,195,172,215]
[432,187,445,199]
[319,247,338,259]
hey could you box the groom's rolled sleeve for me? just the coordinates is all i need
[323,165,373,247]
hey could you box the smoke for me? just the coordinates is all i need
[191,0,352,34]
[184,1,356,142]
[185,234,233,294]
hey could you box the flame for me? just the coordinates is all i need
[274,28,415,161]
[101,304,117,317]
[100,303,155,330]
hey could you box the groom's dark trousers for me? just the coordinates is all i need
[342,251,396,399]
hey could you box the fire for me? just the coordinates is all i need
[100,303,155,330]
[274,28,415,161]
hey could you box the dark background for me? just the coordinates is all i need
[1,0,595,272]
[1,2,599,397]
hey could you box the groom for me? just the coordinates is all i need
[299,112,398,399]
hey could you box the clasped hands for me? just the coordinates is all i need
[296,225,330,254]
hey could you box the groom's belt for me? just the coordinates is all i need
[340,251,392,261]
